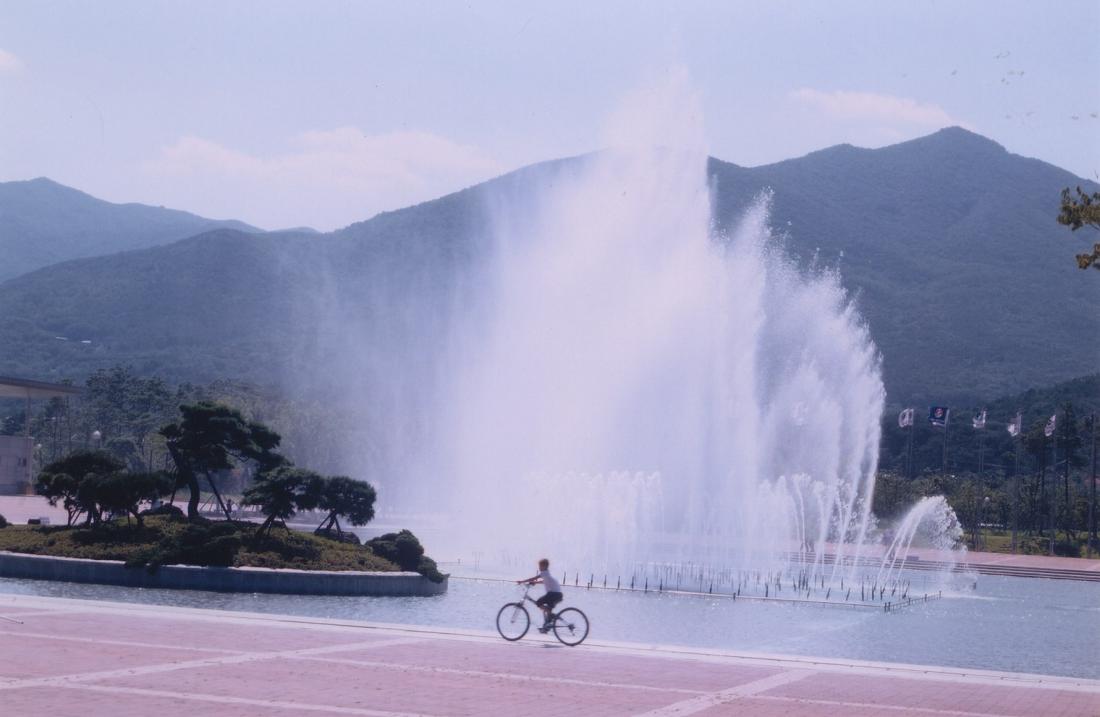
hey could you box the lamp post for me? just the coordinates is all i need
[980,496,990,552]
[32,443,43,494]
[91,430,102,449]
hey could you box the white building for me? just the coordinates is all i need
[0,377,81,495]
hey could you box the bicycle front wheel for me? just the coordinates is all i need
[552,607,589,646]
[496,602,530,641]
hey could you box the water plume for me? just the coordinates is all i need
[433,79,892,579]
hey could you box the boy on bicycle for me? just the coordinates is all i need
[518,558,563,632]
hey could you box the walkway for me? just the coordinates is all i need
[801,546,1100,582]
[0,594,1096,716]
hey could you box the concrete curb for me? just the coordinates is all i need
[0,551,448,596]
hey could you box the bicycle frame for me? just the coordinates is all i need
[519,585,543,604]
[519,584,556,616]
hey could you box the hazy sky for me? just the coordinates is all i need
[2,1,1098,231]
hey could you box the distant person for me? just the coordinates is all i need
[517,558,563,632]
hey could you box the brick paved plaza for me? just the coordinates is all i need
[0,593,1096,716]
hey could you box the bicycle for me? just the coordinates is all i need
[495,584,589,646]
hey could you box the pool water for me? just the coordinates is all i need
[2,572,1097,679]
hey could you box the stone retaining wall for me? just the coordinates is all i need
[0,551,447,596]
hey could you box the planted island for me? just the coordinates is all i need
[0,401,444,593]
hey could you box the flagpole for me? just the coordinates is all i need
[1089,412,1097,559]
[906,418,914,480]
[978,429,985,475]
[1012,436,1020,554]
[903,417,909,478]
[1049,432,1057,556]
[975,412,985,551]
[1039,431,1048,538]
[942,413,949,475]
[1062,409,1071,544]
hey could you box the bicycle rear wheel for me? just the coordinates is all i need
[496,602,530,641]
[552,607,589,646]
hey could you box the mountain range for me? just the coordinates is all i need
[0,128,1096,405]
[0,177,258,282]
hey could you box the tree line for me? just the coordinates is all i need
[0,365,352,481]
[7,364,1097,554]
[35,400,377,543]
[878,398,1098,554]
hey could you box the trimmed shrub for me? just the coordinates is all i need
[315,527,361,545]
[140,503,186,520]
[366,530,444,583]
[416,555,445,584]
[172,521,244,567]
[129,521,246,571]
[1052,539,1080,558]
[366,530,421,570]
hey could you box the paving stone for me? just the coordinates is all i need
[0,594,1096,717]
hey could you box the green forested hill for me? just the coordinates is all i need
[878,373,1100,478]
[0,177,258,282]
[0,129,1096,403]
[984,373,1100,423]
[0,229,318,383]
[709,128,1099,403]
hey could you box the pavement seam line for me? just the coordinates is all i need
[0,628,244,654]
[53,682,432,717]
[633,669,816,716]
[754,694,1025,717]
[295,653,705,695]
[0,636,425,691]
[0,610,85,619]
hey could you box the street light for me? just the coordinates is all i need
[979,496,990,551]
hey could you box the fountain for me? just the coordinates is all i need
[265,76,965,605]
[418,79,962,594]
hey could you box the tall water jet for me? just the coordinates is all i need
[434,79,888,579]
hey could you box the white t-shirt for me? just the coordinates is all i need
[539,569,561,593]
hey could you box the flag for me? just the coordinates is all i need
[1044,413,1057,437]
[928,406,950,427]
[972,409,987,430]
[1007,412,1022,437]
[898,408,914,428]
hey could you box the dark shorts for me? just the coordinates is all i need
[536,591,563,610]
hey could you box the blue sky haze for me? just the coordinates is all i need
[1,1,1097,230]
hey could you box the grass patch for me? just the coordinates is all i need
[978,530,1090,557]
[0,515,405,573]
